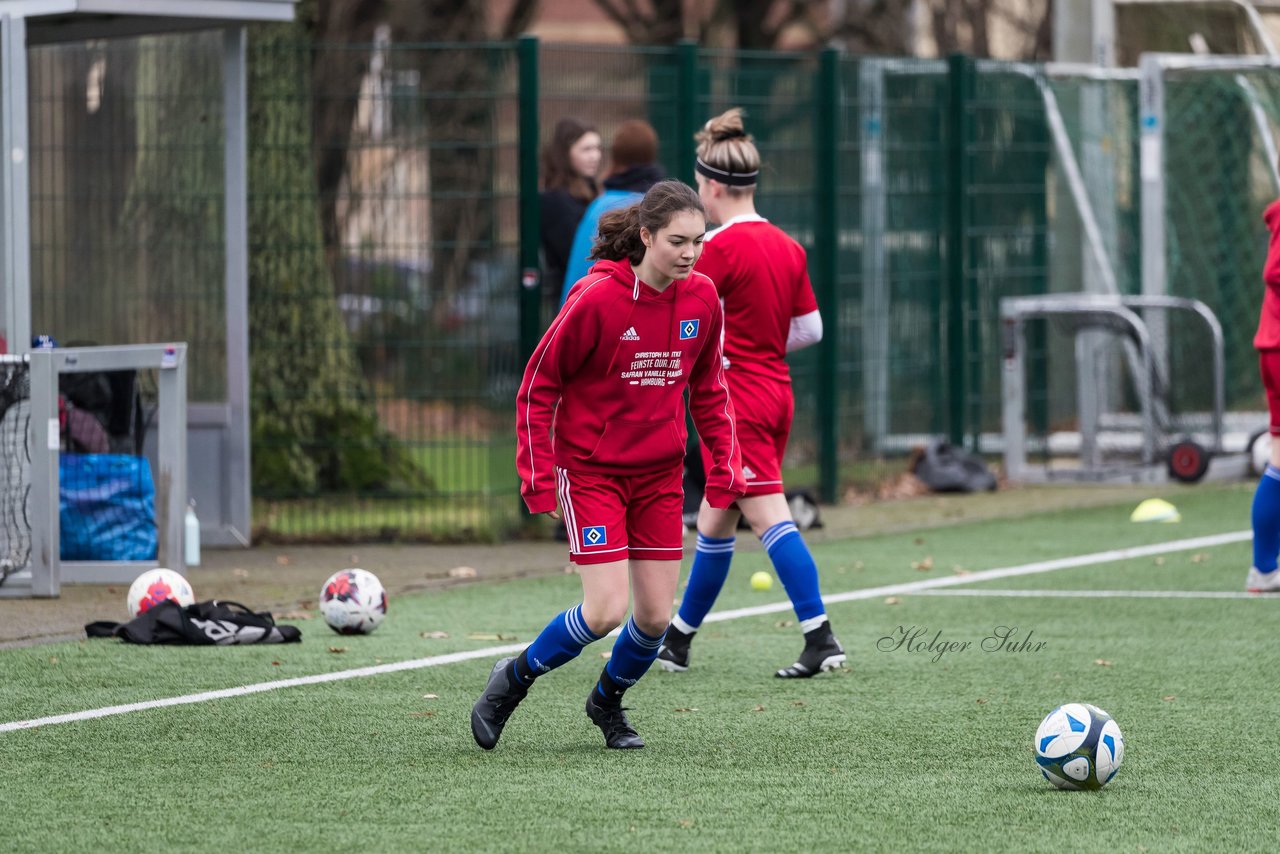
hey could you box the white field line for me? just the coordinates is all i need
[0,643,523,734]
[696,529,1252,623]
[0,528,1251,734]
[917,588,1266,600]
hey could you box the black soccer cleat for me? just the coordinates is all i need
[470,657,528,750]
[656,625,693,672]
[585,694,645,749]
[775,622,846,679]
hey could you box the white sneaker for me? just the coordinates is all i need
[1245,567,1280,593]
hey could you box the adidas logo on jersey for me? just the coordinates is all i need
[743,466,757,480]
[620,326,640,341]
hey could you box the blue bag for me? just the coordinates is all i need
[59,453,158,561]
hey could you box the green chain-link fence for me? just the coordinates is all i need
[22,34,1270,541]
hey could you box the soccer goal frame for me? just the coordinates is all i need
[0,343,187,599]
[857,58,1138,452]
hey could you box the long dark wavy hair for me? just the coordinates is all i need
[541,117,598,204]
[591,180,705,265]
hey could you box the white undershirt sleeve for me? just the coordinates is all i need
[786,310,823,353]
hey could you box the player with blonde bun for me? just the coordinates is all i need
[658,108,845,678]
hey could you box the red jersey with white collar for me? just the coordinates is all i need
[694,215,818,382]
[1255,199,1280,351]
[516,258,743,514]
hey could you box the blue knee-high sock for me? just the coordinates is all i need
[1252,465,1280,572]
[762,521,826,626]
[510,604,602,687]
[594,617,665,705]
[673,533,736,633]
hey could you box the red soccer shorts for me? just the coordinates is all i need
[1260,350,1280,435]
[555,466,685,565]
[700,371,792,497]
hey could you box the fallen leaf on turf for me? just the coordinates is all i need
[774,619,793,628]
[752,705,766,712]
[912,556,934,571]
[448,566,478,579]
[913,537,925,545]
[466,632,517,641]
[1094,659,1113,667]
[884,596,901,605]
[275,555,291,566]
[1162,695,1176,702]
[952,566,970,575]
[271,661,281,666]
[422,693,439,700]
[1190,552,1208,563]
[232,568,250,579]
[677,819,694,829]
[419,630,450,639]
[674,707,699,713]
[792,701,806,707]
[48,656,58,665]
[276,611,313,620]
[600,651,611,660]
[1154,557,1166,566]
[976,698,987,704]
[328,646,347,654]
[852,560,865,570]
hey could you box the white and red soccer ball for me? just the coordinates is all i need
[319,568,387,635]
[126,568,195,617]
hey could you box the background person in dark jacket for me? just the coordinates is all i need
[560,119,665,305]
[540,117,602,310]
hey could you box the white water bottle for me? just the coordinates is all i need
[184,500,201,568]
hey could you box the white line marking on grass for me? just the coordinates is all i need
[0,528,1251,734]
[696,529,1252,624]
[916,588,1267,600]
[0,643,524,734]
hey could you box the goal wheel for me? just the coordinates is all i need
[1167,440,1210,483]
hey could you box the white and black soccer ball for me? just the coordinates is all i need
[319,568,387,635]
[1034,702,1125,790]
[127,567,195,617]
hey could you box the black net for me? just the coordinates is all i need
[0,359,31,584]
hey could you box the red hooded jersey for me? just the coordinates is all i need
[517,258,744,515]
[1256,199,1280,351]
[694,214,818,382]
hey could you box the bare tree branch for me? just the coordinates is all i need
[829,0,914,54]
[500,0,542,39]
[592,0,653,42]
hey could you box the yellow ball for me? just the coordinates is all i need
[750,571,774,591]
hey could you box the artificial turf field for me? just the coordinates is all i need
[2,482,1275,852]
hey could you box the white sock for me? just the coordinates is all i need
[800,614,828,634]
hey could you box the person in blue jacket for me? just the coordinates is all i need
[560,119,665,306]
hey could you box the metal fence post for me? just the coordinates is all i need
[0,14,31,355]
[815,47,840,504]
[946,53,973,448]
[676,39,698,186]
[517,35,541,366]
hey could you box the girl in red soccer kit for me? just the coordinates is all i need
[471,180,743,750]
[658,108,846,677]
[1248,196,1280,592]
